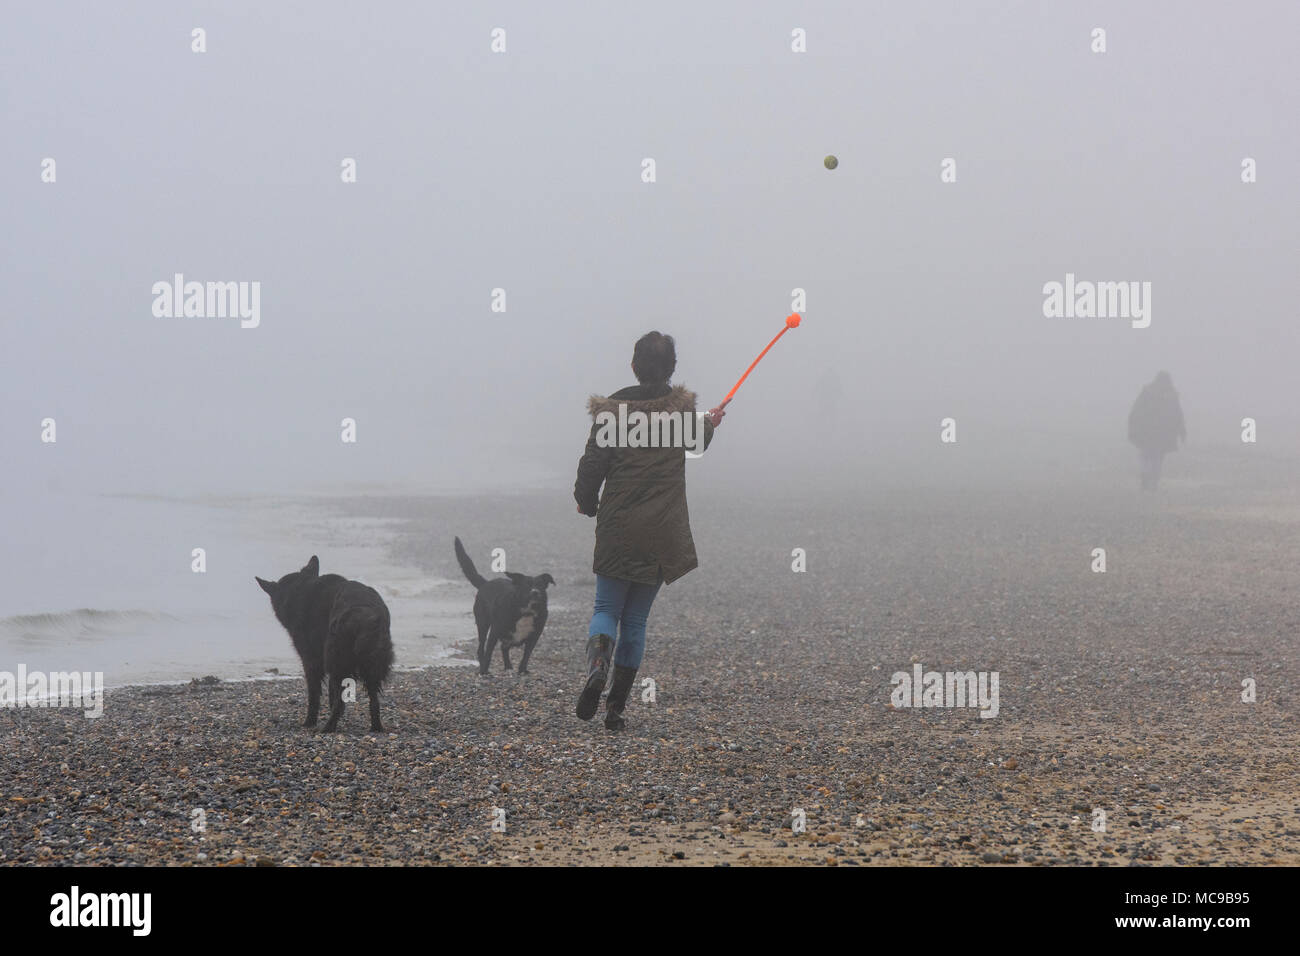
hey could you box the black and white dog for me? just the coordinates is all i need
[454,537,554,675]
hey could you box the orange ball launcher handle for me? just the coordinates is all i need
[718,313,802,409]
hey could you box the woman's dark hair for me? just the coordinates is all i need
[631,331,676,384]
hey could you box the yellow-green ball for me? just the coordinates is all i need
[824,155,838,170]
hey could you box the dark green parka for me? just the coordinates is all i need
[574,383,715,585]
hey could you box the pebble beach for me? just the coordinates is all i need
[3,464,1297,866]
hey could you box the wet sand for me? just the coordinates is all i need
[3,465,1297,866]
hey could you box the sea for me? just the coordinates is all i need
[0,488,483,690]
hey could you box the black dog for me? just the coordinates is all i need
[256,556,395,732]
[454,537,554,675]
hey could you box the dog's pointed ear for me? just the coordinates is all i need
[539,573,555,589]
[506,572,527,586]
[256,577,275,595]
[302,556,320,577]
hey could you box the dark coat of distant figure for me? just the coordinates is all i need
[574,383,714,584]
[1128,371,1186,491]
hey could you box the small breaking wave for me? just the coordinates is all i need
[0,608,186,644]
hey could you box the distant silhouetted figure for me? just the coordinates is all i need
[1128,371,1186,491]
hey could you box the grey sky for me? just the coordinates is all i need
[4,1,1297,496]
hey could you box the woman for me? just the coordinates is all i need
[573,331,724,730]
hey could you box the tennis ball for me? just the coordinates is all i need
[824,155,838,170]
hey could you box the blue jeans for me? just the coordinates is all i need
[589,574,662,669]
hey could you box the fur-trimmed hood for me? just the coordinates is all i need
[587,384,698,419]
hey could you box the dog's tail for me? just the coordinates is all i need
[454,536,487,590]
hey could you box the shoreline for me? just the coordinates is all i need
[1,659,475,705]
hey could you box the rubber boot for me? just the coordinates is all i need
[604,665,638,731]
[576,634,614,720]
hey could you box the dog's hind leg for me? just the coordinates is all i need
[481,630,499,676]
[365,679,385,733]
[321,674,345,732]
[500,641,513,671]
[474,602,491,674]
[304,664,324,727]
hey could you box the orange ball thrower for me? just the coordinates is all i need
[717,313,802,410]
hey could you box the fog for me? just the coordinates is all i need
[3,0,1297,502]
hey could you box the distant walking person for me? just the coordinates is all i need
[1128,371,1186,491]
[573,331,724,731]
